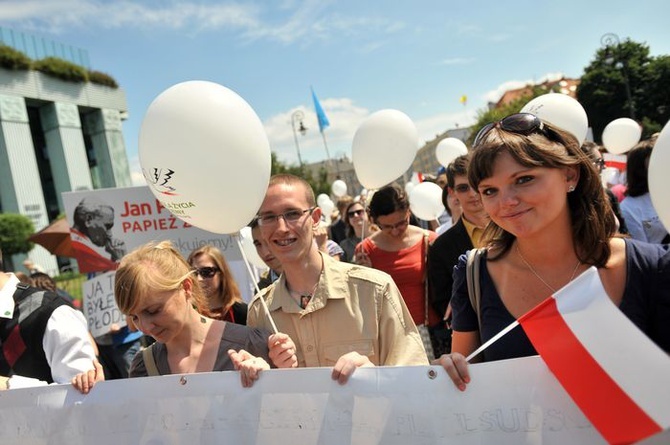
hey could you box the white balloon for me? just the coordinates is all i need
[435,138,468,167]
[601,118,642,154]
[331,179,347,198]
[409,182,445,221]
[353,109,419,189]
[521,93,589,144]
[139,81,270,234]
[238,227,267,269]
[404,182,415,194]
[317,193,331,208]
[648,119,670,233]
[320,199,335,219]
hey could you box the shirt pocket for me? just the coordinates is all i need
[322,340,375,365]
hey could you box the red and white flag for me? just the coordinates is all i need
[518,267,670,445]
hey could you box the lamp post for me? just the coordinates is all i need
[600,33,636,120]
[291,110,307,167]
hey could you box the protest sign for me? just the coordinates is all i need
[82,271,125,337]
[62,186,260,301]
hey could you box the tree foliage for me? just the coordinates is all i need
[270,152,331,197]
[577,39,670,141]
[0,213,35,257]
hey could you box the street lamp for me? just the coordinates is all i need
[600,33,636,120]
[291,110,307,167]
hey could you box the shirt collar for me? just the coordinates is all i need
[461,215,485,248]
[0,273,19,319]
[268,252,346,314]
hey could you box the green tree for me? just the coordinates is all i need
[577,38,670,141]
[0,213,35,270]
[270,152,331,197]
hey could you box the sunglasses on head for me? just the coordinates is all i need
[473,113,545,148]
[194,266,219,278]
[347,209,365,218]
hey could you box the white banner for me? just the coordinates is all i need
[62,186,260,301]
[0,357,607,445]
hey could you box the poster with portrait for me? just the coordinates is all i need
[62,186,259,302]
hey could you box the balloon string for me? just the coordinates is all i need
[234,233,278,334]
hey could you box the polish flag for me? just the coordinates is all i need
[518,267,670,445]
[603,152,628,171]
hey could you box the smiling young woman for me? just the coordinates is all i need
[435,113,670,392]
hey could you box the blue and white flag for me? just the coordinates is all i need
[311,87,330,133]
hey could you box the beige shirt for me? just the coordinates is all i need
[248,253,429,368]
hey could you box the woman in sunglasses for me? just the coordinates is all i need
[437,113,670,391]
[355,185,441,350]
[187,245,247,325]
[339,201,374,263]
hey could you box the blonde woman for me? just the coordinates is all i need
[73,241,297,392]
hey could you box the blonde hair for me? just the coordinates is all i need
[114,240,208,315]
[187,245,242,313]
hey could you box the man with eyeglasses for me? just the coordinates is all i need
[427,155,489,355]
[247,174,428,384]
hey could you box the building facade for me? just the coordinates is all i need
[0,67,130,275]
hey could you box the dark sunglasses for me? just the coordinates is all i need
[194,267,219,278]
[473,113,544,148]
[347,209,365,218]
[594,158,606,171]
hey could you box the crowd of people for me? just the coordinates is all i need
[1,112,668,402]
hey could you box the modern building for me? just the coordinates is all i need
[0,30,130,275]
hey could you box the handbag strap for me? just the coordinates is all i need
[422,230,430,326]
[142,344,159,376]
[466,248,483,335]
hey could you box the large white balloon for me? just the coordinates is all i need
[238,227,267,269]
[648,120,670,233]
[139,81,270,234]
[521,93,589,144]
[409,182,445,221]
[435,138,468,167]
[601,118,642,154]
[331,179,347,198]
[352,110,419,189]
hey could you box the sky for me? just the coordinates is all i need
[1,0,669,186]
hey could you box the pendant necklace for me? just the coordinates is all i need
[516,245,581,293]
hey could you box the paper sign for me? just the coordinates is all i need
[82,271,125,338]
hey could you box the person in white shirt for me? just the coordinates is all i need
[0,248,100,390]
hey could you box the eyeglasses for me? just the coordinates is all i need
[257,207,316,227]
[453,183,471,194]
[594,158,606,172]
[347,209,365,218]
[473,113,545,148]
[376,218,409,232]
[194,267,219,278]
